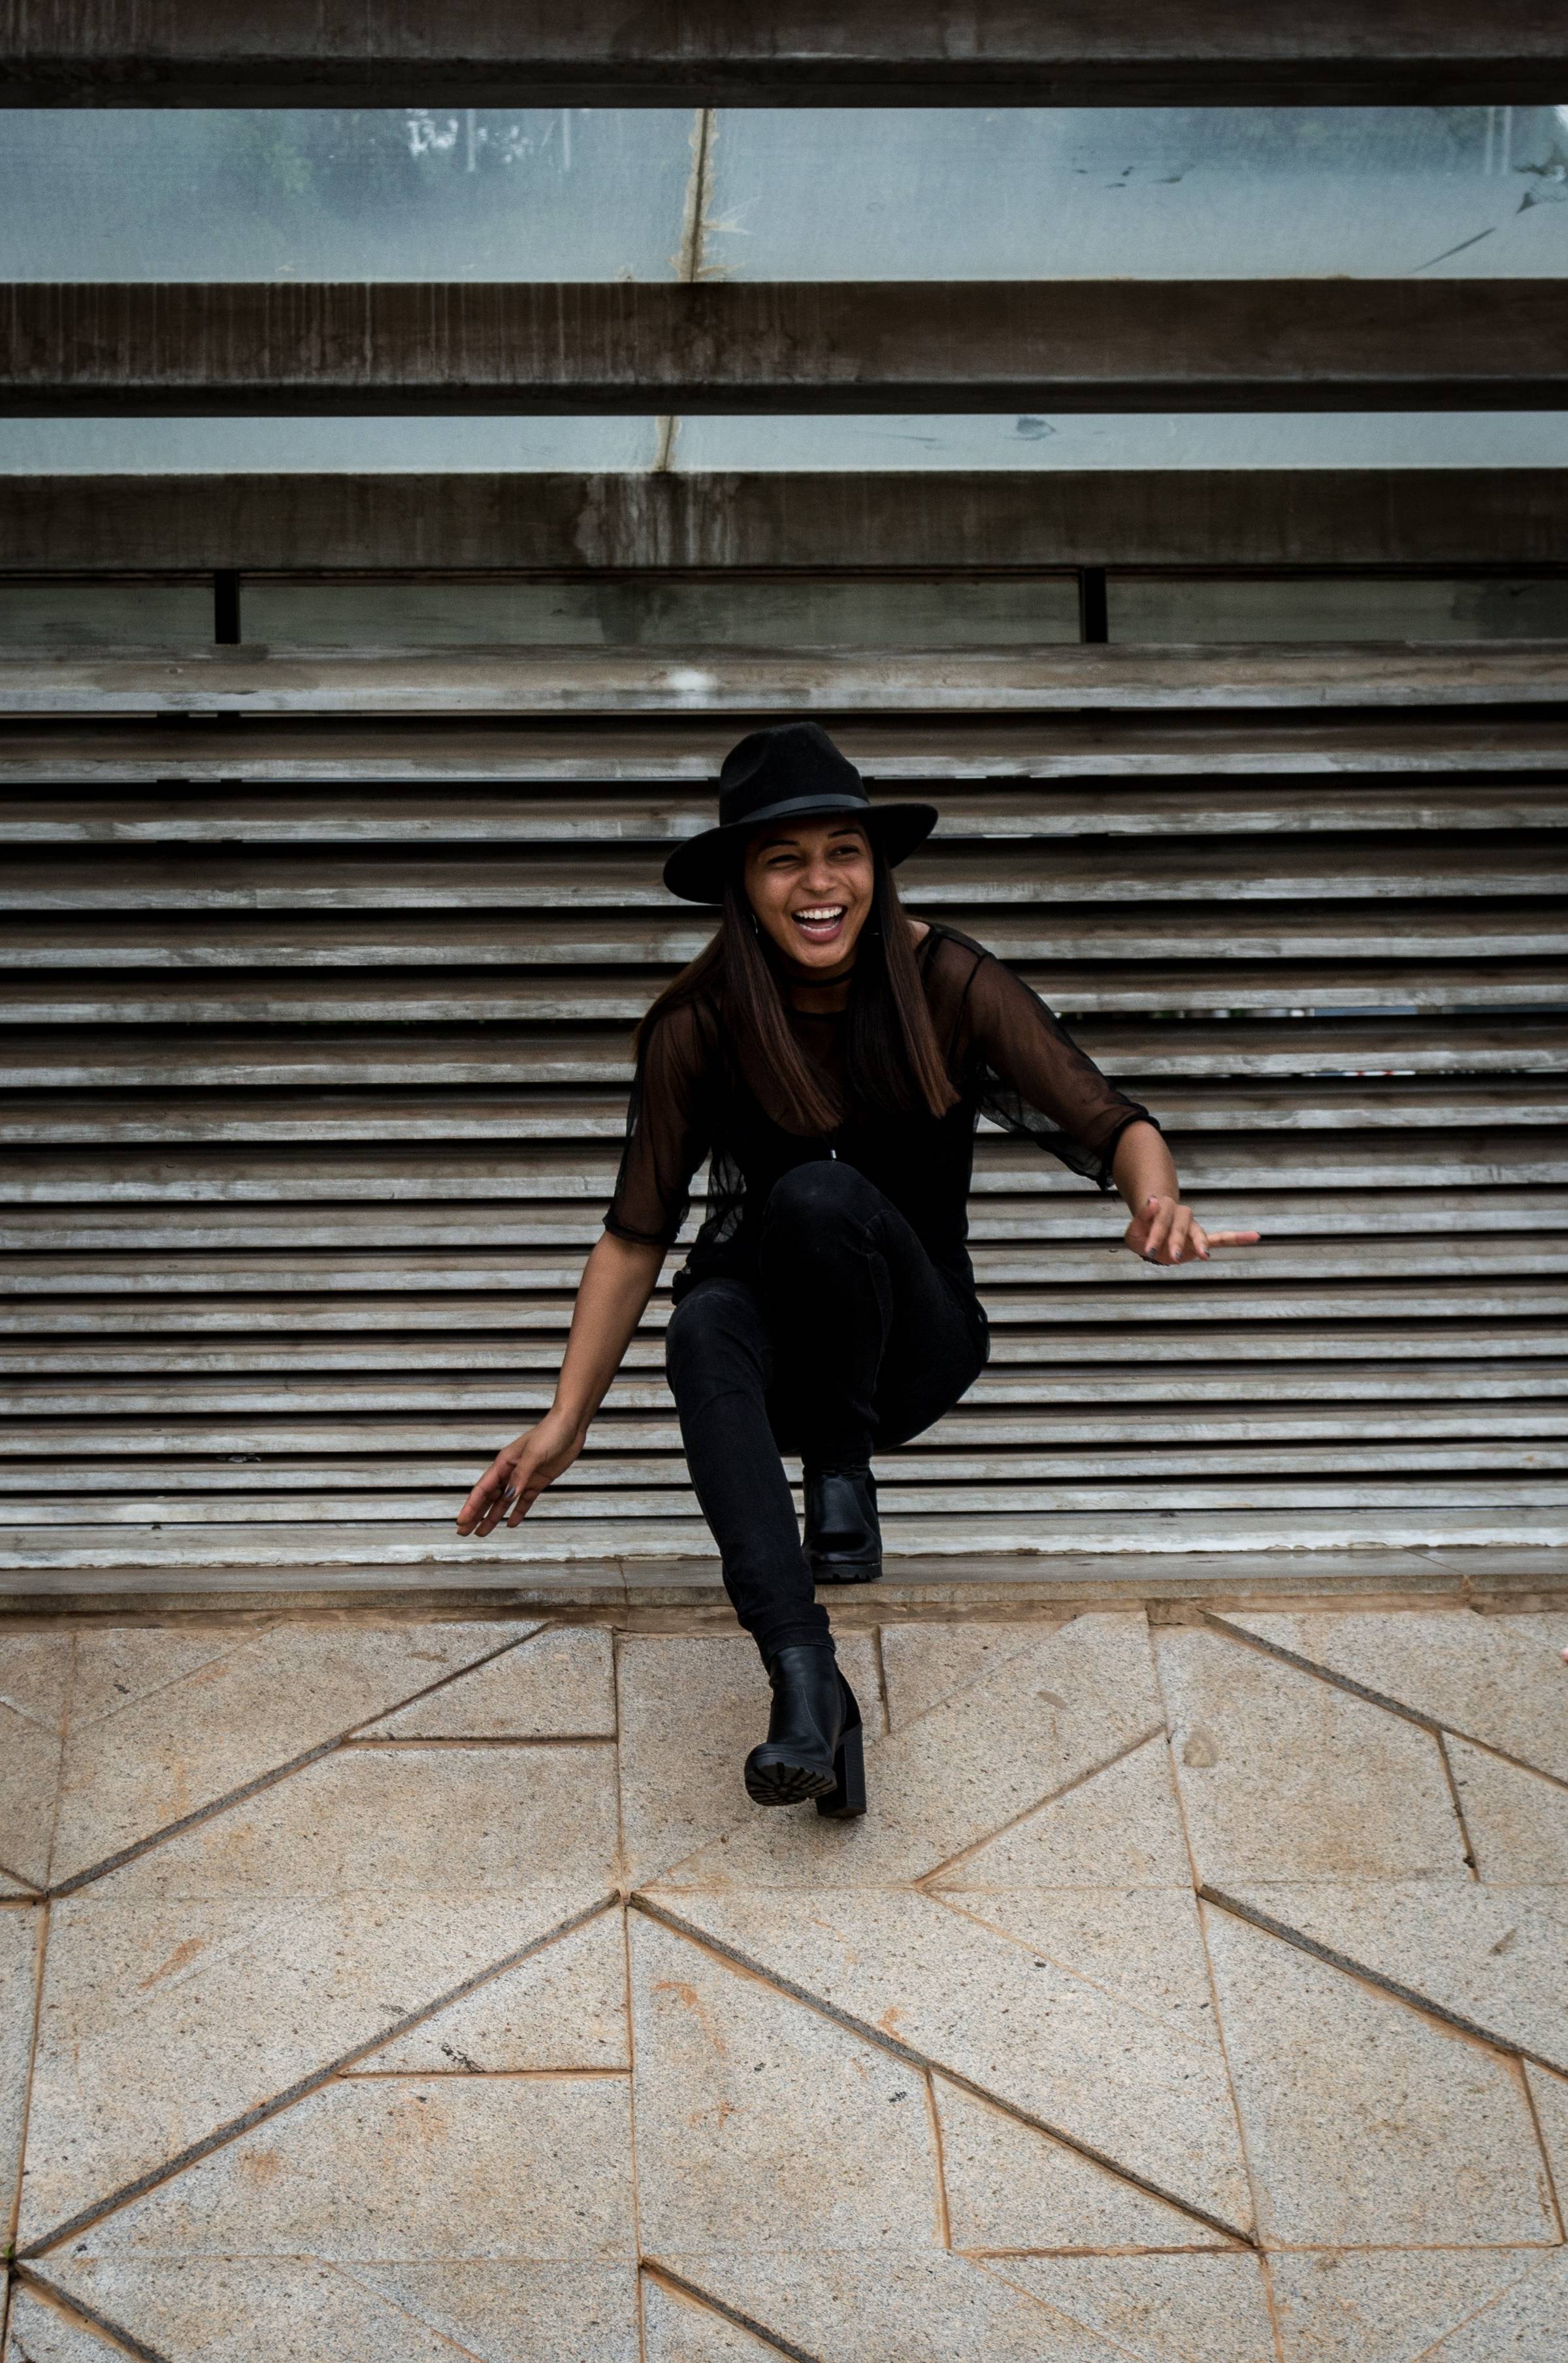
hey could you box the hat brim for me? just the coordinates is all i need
[662,797,939,905]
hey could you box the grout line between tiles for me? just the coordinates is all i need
[59,1625,276,1748]
[46,1731,348,1899]
[970,2255,1168,2357]
[1403,2249,1565,2363]
[327,2259,495,2363]
[338,1621,553,1734]
[6,1900,48,2259]
[14,2268,168,2362]
[872,1623,891,1737]
[1520,2061,1567,2243]
[960,2243,1239,2259]
[640,2261,818,2363]
[629,1890,1253,2247]
[39,1634,76,1893]
[924,2067,953,2249]
[343,2064,631,2079]
[1199,1609,1568,1793]
[1435,1729,1482,1877]
[887,1616,1064,1741]
[625,1899,647,2358]
[916,1721,1164,1889]
[1254,2245,1290,2363]
[1161,1703,1274,2273]
[344,1733,616,1748]
[1215,2240,1561,2255]
[924,1885,1224,2057]
[613,1634,647,2353]
[1199,1884,1561,2070]
[17,1893,619,2259]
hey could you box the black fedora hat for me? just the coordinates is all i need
[662,723,938,905]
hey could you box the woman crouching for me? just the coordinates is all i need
[457,724,1256,1817]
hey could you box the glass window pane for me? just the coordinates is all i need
[672,413,1568,469]
[0,109,696,280]
[0,418,661,472]
[6,414,1561,474]
[703,106,1568,279]
[1111,574,1568,642]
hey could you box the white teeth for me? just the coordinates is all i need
[794,907,844,922]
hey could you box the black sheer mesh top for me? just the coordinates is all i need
[604,922,1158,1303]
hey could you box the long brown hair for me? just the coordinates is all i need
[636,843,957,1135]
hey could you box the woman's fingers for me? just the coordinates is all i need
[506,1463,553,1527]
[459,1452,525,1536]
[1135,1194,1175,1260]
[506,1439,585,1524]
[1124,1199,1263,1266]
[472,1488,513,1539]
[456,1463,505,1534]
[1143,1197,1194,1265]
[479,1491,519,1537]
[460,1419,585,1537]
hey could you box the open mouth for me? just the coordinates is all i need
[789,904,848,944]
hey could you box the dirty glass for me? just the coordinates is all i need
[8,412,1562,472]
[0,417,661,471]
[702,107,1568,278]
[673,413,1568,469]
[0,110,695,279]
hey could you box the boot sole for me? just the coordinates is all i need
[810,1560,883,1586]
[744,1749,837,1806]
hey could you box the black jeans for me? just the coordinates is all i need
[663,1160,988,1666]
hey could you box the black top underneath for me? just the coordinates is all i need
[604,922,1158,1304]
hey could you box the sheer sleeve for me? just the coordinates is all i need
[958,949,1159,1191]
[604,1000,713,1248]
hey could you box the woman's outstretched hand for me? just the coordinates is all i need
[456,1409,586,1537]
[1123,1194,1261,1267]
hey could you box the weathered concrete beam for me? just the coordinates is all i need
[3,470,1565,572]
[1,1,1562,106]
[8,281,1567,416]
[4,644,1568,719]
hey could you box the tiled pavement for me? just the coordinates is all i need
[1,1604,1566,2362]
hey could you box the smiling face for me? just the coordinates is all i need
[742,816,876,973]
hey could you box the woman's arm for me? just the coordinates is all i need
[951,953,1260,1269]
[456,1231,664,1537]
[1111,1118,1259,1267]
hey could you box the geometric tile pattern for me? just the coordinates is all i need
[2,1605,1565,2362]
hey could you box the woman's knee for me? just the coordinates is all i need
[664,1279,767,1390]
[761,1158,877,1248]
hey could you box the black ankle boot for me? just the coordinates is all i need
[804,1465,882,1584]
[744,1645,866,1819]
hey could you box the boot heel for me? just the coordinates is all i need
[817,1686,866,1819]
